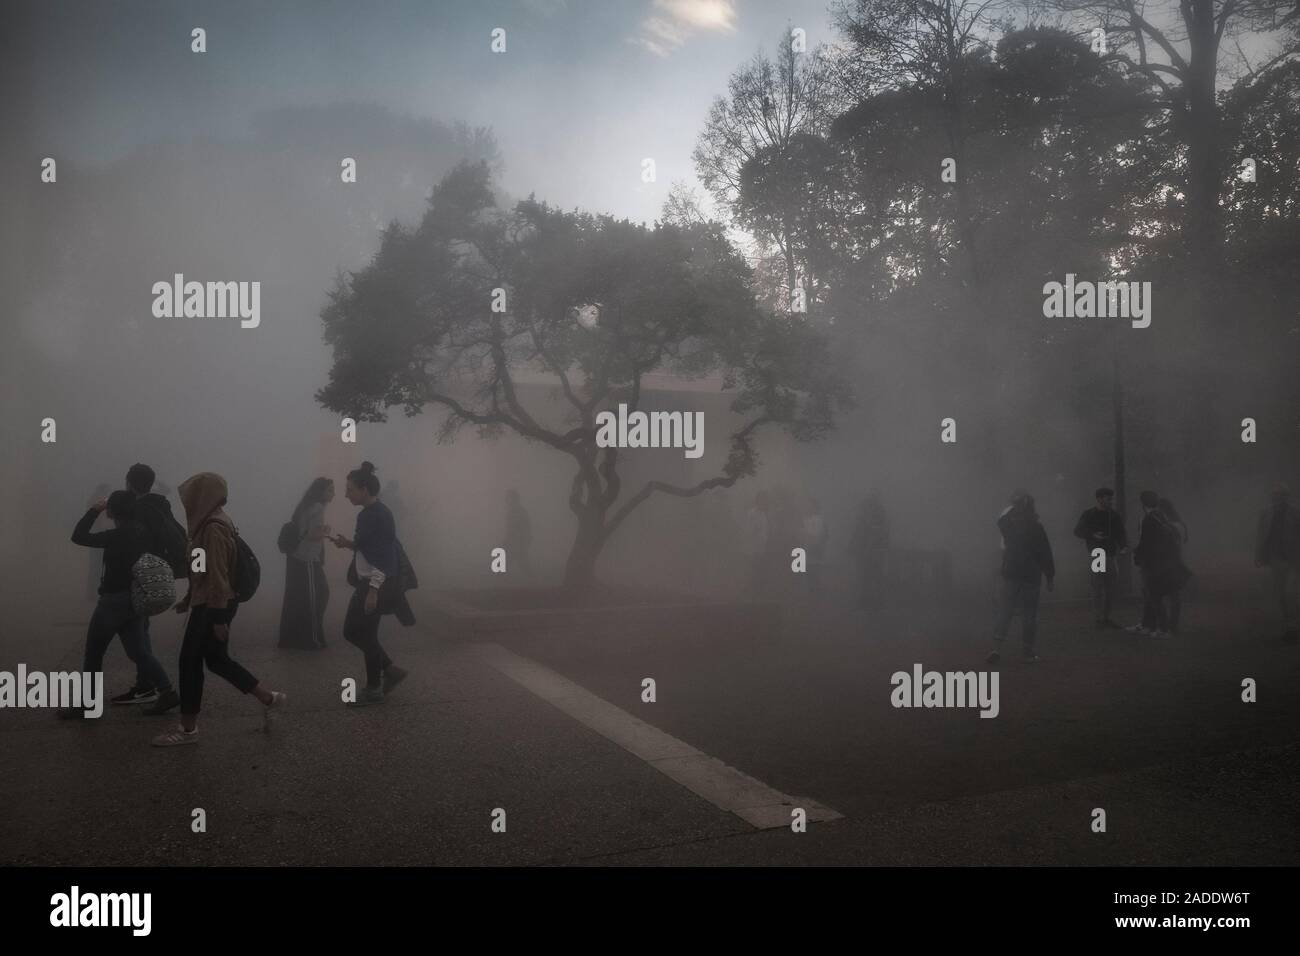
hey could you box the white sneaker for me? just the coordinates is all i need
[263,691,287,733]
[152,725,198,747]
[1150,630,1170,638]
[1126,624,1151,635]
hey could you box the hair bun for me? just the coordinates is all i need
[360,461,376,474]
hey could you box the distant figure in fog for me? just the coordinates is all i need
[504,489,533,578]
[988,491,1054,665]
[744,491,771,595]
[1129,490,1187,638]
[279,477,334,650]
[152,472,286,747]
[1073,487,1128,630]
[1256,483,1300,643]
[849,491,889,609]
[800,497,829,595]
[1158,496,1190,634]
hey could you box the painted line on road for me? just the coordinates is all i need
[473,642,843,830]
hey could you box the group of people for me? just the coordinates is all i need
[65,460,415,746]
[989,483,1300,662]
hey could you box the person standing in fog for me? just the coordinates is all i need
[850,491,890,610]
[987,492,1054,665]
[504,489,533,579]
[59,491,177,718]
[1158,496,1190,634]
[152,473,286,747]
[1129,490,1182,637]
[1256,483,1300,643]
[1073,487,1128,630]
[331,462,408,706]
[278,477,334,650]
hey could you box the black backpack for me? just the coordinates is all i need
[230,528,261,603]
[136,497,189,579]
[197,518,261,603]
[276,519,301,555]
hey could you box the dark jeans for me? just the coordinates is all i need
[993,576,1041,653]
[1271,561,1300,631]
[83,591,172,692]
[1140,570,1167,631]
[343,586,393,688]
[1089,560,1117,622]
[179,604,259,716]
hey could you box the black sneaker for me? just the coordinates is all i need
[143,688,181,716]
[382,666,408,696]
[347,687,385,707]
[112,686,158,706]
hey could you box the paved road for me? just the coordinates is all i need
[2,591,1297,865]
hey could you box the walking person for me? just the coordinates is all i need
[126,463,187,714]
[330,462,409,706]
[152,473,286,747]
[1256,483,1300,643]
[59,491,177,718]
[1073,487,1128,629]
[987,491,1055,664]
[278,478,334,650]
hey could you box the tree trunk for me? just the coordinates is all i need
[1183,0,1224,289]
[562,506,606,594]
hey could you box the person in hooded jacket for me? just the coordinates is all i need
[152,472,286,747]
[988,491,1055,664]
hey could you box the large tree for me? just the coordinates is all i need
[317,162,848,591]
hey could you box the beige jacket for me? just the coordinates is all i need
[179,472,237,608]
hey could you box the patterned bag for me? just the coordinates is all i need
[131,552,177,616]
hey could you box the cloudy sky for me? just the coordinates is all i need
[13,0,835,224]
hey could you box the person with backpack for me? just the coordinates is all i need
[277,477,334,650]
[1256,483,1300,643]
[59,491,176,719]
[1073,487,1128,630]
[330,462,411,707]
[152,472,286,747]
[987,491,1055,664]
[123,463,188,714]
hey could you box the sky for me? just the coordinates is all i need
[12,0,836,225]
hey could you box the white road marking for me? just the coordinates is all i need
[473,642,842,830]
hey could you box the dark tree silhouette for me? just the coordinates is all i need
[317,162,849,591]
